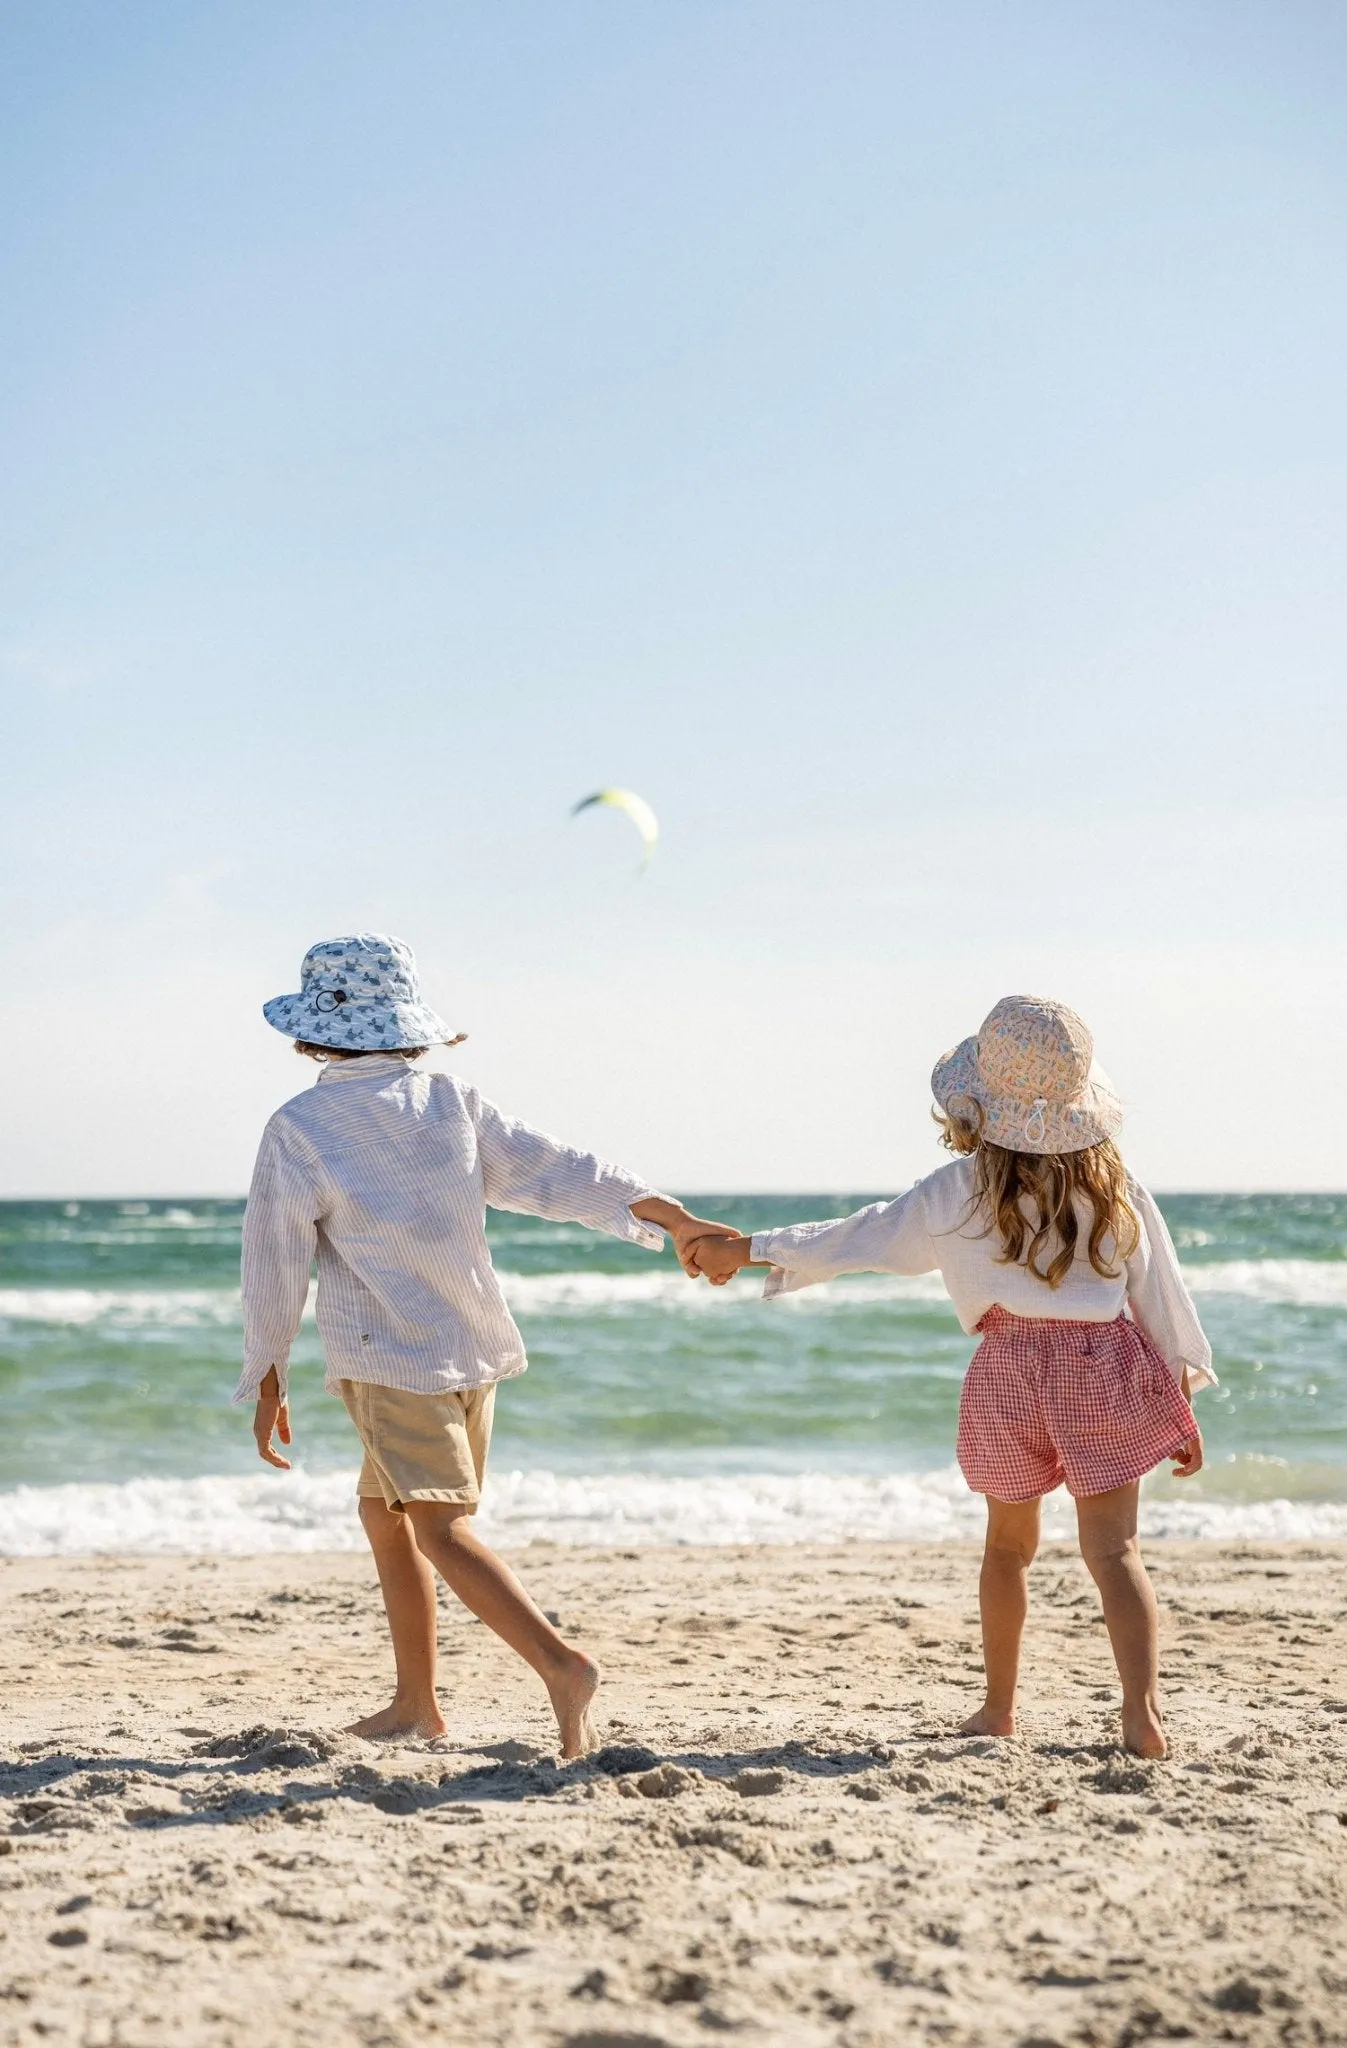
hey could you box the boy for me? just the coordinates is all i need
[237,933,722,1757]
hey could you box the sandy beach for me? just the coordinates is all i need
[2,1538,1344,2047]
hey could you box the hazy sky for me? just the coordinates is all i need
[3,1,1345,1195]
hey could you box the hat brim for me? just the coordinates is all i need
[263,991,456,1052]
[931,1035,1123,1155]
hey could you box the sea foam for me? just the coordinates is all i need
[1180,1259,1347,1306]
[1,1465,1343,1558]
[3,1257,1346,1329]
[0,1288,245,1328]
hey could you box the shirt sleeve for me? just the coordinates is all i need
[1125,1182,1216,1392]
[750,1184,938,1298]
[472,1093,666,1250]
[234,1118,320,1405]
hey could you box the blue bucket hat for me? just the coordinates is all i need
[262,934,458,1053]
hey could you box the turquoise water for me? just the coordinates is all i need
[2,1196,1344,1534]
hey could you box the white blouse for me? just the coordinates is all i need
[750,1155,1215,1390]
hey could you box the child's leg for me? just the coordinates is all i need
[347,1496,447,1740]
[405,1502,599,1760]
[1074,1482,1165,1758]
[960,1495,1041,1737]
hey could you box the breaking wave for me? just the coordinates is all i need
[3,1256,1345,1331]
[2,1464,1344,1558]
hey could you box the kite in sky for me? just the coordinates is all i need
[570,787,659,871]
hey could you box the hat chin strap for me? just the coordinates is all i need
[1022,1098,1048,1146]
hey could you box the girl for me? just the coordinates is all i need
[688,995,1212,1758]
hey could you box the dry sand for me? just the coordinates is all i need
[1,1539,1344,2047]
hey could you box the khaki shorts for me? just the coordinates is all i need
[339,1380,496,1514]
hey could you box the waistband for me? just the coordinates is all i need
[976,1305,1130,1335]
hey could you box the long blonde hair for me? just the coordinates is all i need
[935,1107,1139,1289]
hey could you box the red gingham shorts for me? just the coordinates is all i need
[956,1307,1198,1502]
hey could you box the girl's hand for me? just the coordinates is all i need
[1172,1368,1203,1477]
[687,1232,755,1286]
[631,1199,741,1275]
[668,1214,741,1276]
[1170,1432,1203,1479]
[253,1366,293,1470]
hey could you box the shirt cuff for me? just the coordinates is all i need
[750,1231,810,1297]
[233,1357,290,1407]
[617,1188,668,1253]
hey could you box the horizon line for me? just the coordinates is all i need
[3,1186,1346,1204]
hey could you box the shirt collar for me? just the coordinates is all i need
[316,1055,414,1084]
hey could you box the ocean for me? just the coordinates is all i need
[1,1193,1344,1554]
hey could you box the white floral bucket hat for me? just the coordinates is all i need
[262,934,459,1053]
[931,994,1123,1155]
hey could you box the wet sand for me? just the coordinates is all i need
[2,1539,1344,2046]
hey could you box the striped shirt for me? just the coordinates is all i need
[750,1156,1215,1389]
[234,1055,663,1405]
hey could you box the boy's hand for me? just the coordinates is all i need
[686,1232,755,1286]
[253,1366,292,1470]
[630,1198,742,1276]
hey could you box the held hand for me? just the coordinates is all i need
[630,1198,742,1277]
[253,1365,292,1470]
[1170,1432,1203,1479]
[686,1231,753,1286]
[667,1215,741,1278]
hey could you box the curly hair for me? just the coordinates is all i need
[933,1105,1140,1289]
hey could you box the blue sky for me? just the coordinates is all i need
[3,1,1345,1193]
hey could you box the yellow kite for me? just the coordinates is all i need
[570,788,659,871]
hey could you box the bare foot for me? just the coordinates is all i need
[346,1699,447,1742]
[546,1652,601,1760]
[958,1705,1016,1737]
[1122,1705,1167,1759]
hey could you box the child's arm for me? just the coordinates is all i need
[471,1090,725,1259]
[233,1119,319,1451]
[687,1188,938,1296]
[1125,1182,1217,1394]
